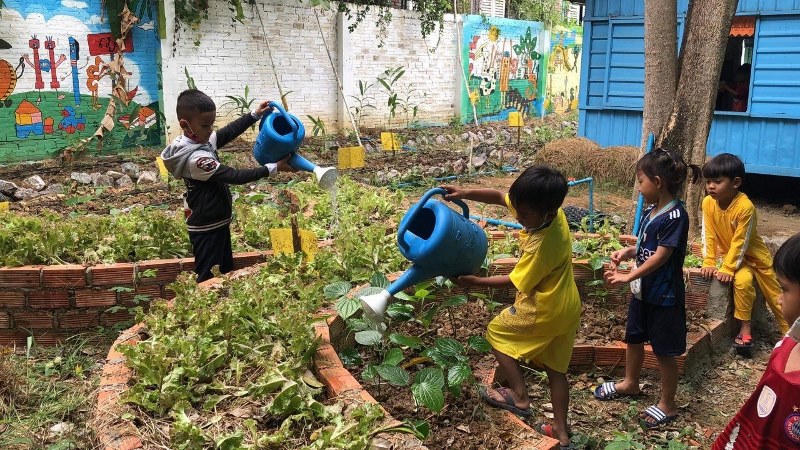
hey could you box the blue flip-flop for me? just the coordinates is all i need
[478,385,532,417]
[640,405,678,428]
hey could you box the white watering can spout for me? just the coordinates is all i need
[360,289,392,323]
[313,166,338,191]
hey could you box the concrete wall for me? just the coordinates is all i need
[161,0,461,140]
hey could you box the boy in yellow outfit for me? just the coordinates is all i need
[701,153,789,351]
[442,165,581,449]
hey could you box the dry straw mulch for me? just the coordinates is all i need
[537,137,639,187]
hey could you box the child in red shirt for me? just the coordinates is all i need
[713,233,800,449]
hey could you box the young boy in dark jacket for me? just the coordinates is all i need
[161,89,294,282]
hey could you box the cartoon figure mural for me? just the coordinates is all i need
[462,16,548,122]
[44,36,66,90]
[0,57,25,107]
[86,56,107,110]
[0,0,163,162]
[545,25,582,114]
[24,35,45,90]
[68,37,81,106]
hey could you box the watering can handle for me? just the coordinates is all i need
[264,101,298,139]
[397,188,470,253]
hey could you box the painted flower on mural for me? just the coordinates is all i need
[488,26,500,42]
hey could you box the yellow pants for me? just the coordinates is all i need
[733,265,789,334]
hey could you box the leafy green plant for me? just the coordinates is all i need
[329,276,490,416]
[684,253,703,268]
[350,80,377,130]
[377,66,420,128]
[221,84,256,119]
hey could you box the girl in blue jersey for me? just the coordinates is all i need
[596,148,700,429]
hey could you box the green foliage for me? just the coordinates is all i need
[377,66,420,128]
[122,257,383,447]
[510,0,567,27]
[184,67,197,89]
[0,209,190,266]
[350,80,377,130]
[221,85,256,118]
[684,253,703,268]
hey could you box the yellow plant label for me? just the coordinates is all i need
[0,201,8,213]
[381,132,401,151]
[155,156,169,182]
[299,229,317,261]
[508,111,523,127]
[337,146,366,169]
[270,228,317,260]
[270,228,295,255]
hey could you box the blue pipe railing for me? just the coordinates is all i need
[632,134,655,236]
[469,176,596,232]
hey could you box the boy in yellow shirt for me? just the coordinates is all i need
[442,165,581,449]
[701,153,788,352]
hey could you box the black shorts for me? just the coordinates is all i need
[189,225,233,283]
[624,298,686,357]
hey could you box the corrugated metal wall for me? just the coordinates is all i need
[578,0,800,177]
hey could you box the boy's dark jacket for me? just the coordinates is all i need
[160,113,270,233]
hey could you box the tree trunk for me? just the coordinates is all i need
[631,0,679,224]
[658,0,739,236]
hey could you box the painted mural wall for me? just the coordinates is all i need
[0,0,162,162]
[462,15,549,122]
[545,24,582,115]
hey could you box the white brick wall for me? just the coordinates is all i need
[161,0,460,139]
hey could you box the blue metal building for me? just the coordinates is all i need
[578,0,800,177]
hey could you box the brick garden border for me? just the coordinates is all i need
[0,252,273,348]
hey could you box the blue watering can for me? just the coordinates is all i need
[253,101,338,189]
[360,188,489,322]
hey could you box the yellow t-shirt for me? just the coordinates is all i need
[499,196,581,336]
[701,193,773,275]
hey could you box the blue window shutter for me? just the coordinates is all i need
[604,21,644,109]
[750,15,800,118]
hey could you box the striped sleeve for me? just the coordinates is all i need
[719,204,755,275]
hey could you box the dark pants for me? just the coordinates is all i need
[624,298,687,357]
[189,225,233,282]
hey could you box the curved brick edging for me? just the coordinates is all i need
[91,266,263,450]
[0,251,272,347]
[313,310,561,450]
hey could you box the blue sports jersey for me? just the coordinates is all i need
[634,201,689,306]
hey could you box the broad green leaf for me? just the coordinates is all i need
[215,433,243,450]
[355,330,383,346]
[388,333,423,349]
[370,272,390,289]
[415,367,444,387]
[412,367,445,413]
[362,363,377,381]
[434,337,464,357]
[447,363,472,388]
[375,364,410,386]
[386,303,414,321]
[588,257,605,271]
[443,294,468,307]
[406,419,430,439]
[336,296,361,320]
[338,348,362,367]
[586,279,605,287]
[203,394,231,410]
[324,281,352,299]
[414,288,431,299]
[418,304,440,326]
[268,381,300,414]
[467,335,491,353]
[394,291,414,301]
[383,347,404,366]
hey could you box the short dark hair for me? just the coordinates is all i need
[775,233,800,284]
[176,89,215,120]
[636,147,700,196]
[509,165,568,213]
[702,153,745,182]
